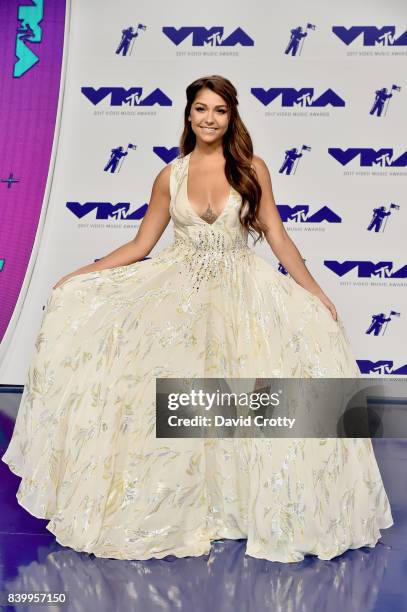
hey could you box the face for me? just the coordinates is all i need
[188,88,230,144]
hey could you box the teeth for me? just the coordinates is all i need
[202,127,216,131]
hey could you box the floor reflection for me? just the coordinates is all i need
[2,537,391,612]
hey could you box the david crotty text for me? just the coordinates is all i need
[168,415,296,429]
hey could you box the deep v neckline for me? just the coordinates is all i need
[185,152,233,227]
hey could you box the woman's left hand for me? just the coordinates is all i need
[312,290,338,321]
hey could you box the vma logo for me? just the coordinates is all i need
[67,202,147,220]
[162,27,254,46]
[328,148,407,167]
[357,360,407,375]
[251,88,345,107]
[278,205,341,223]
[332,26,407,47]
[14,0,44,77]
[153,147,180,164]
[325,261,407,279]
[81,87,172,107]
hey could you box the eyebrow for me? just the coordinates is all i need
[193,102,228,108]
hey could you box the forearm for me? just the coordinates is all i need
[267,232,323,295]
[72,239,147,275]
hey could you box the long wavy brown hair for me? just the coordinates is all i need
[179,75,267,244]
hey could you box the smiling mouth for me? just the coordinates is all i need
[200,126,217,131]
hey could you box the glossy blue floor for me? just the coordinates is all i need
[0,388,406,612]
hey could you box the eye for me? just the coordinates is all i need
[194,107,227,113]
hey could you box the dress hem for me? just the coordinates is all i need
[3,456,394,564]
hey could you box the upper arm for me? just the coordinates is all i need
[251,154,286,243]
[132,163,172,255]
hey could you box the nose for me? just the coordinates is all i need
[203,110,215,124]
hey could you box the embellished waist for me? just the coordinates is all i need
[172,229,251,292]
[173,228,249,253]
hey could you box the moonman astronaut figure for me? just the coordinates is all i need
[116,27,138,56]
[366,313,391,336]
[370,88,393,117]
[367,206,391,232]
[285,26,308,56]
[279,148,303,175]
[104,146,128,173]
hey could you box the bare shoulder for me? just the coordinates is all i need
[251,154,272,183]
[155,162,172,183]
[152,162,172,194]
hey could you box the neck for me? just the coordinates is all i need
[192,141,224,159]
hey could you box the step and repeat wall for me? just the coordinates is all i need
[0,0,405,383]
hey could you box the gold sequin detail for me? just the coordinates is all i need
[174,229,250,291]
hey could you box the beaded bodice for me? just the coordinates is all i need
[169,153,249,244]
[169,153,251,291]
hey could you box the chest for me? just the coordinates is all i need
[187,165,231,216]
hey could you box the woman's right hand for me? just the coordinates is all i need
[52,273,78,290]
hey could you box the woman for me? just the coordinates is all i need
[2,75,393,562]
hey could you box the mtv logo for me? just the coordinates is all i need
[277,205,341,223]
[357,360,407,375]
[251,88,345,107]
[324,261,407,278]
[81,87,172,107]
[66,202,148,220]
[162,26,254,46]
[332,26,407,46]
[328,148,407,167]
